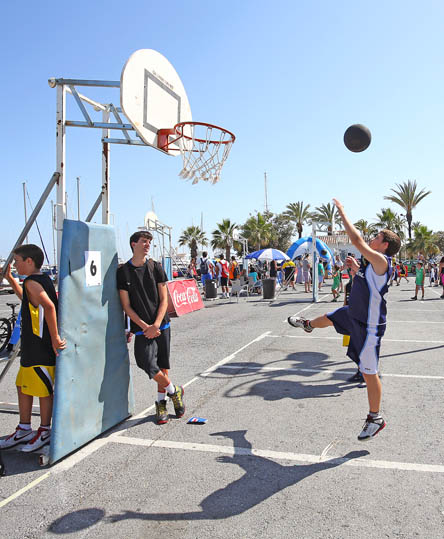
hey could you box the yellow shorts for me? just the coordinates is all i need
[16,365,56,398]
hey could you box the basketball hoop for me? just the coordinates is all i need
[158,121,235,185]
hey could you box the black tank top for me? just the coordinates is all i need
[21,274,58,367]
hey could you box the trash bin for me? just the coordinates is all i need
[205,279,218,299]
[262,278,276,299]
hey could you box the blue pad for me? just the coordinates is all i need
[50,220,134,464]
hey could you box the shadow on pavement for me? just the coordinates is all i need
[208,352,361,401]
[380,344,444,358]
[48,508,105,534]
[104,430,369,523]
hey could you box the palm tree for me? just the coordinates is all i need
[354,219,377,241]
[392,214,407,241]
[374,208,398,231]
[311,203,341,235]
[211,218,237,260]
[384,180,431,240]
[241,212,273,251]
[408,225,438,257]
[283,201,312,239]
[178,226,207,259]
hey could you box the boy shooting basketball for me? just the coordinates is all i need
[0,245,66,452]
[288,199,400,440]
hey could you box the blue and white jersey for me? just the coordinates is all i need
[348,256,392,326]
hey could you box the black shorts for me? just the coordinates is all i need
[220,277,228,286]
[284,268,294,281]
[134,327,171,378]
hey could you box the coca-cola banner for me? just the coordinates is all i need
[166,279,204,316]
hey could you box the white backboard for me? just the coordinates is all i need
[121,49,192,152]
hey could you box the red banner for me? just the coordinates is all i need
[166,279,204,316]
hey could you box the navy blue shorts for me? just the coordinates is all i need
[326,306,385,375]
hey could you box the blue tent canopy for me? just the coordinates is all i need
[286,237,335,266]
[245,248,289,261]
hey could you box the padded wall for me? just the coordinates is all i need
[50,220,134,464]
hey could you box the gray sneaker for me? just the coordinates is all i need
[358,415,386,441]
[0,426,35,449]
[155,400,169,425]
[287,316,313,333]
[168,385,185,418]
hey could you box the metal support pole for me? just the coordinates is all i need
[77,176,80,220]
[85,192,102,222]
[1,173,60,276]
[56,85,66,268]
[312,223,319,303]
[51,200,56,266]
[101,108,110,224]
[23,182,28,243]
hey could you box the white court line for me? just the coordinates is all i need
[0,402,40,408]
[215,364,444,380]
[283,318,444,324]
[272,334,444,344]
[281,301,316,324]
[0,472,50,509]
[388,320,443,324]
[110,435,444,474]
[0,331,272,508]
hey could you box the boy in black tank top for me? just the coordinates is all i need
[117,231,186,425]
[0,245,65,453]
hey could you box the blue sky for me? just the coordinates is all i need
[2,1,443,262]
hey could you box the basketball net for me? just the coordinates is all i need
[175,122,235,185]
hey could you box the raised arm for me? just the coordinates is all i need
[2,264,23,300]
[333,199,388,276]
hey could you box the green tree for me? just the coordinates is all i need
[267,212,295,252]
[241,212,273,251]
[283,201,312,239]
[211,218,237,260]
[384,180,431,240]
[433,231,444,253]
[374,208,398,231]
[354,219,377,241]
[178,226,207,259]
[311,203,341,235]
[408,225,438,257]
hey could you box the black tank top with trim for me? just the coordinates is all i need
[20,274,58,367]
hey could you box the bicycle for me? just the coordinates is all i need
[0,302,20,354]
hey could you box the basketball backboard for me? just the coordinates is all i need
[144,211,158,229]
[120,49,192,152]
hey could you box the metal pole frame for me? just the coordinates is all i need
[312,223,319,303]
[101,108,110,224]
[56,84,66,268]
[48,77,171,263]
[311,220,334,303]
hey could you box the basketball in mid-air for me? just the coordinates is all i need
[343,124,371,153]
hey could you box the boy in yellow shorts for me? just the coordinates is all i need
[0,245,65,452]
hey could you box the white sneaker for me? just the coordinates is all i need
[287,316,313,333]
[0,426,34,449]
[20,427,51,452]
[358,415,386,441]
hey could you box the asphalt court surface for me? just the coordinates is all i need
[0,283,444,538]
